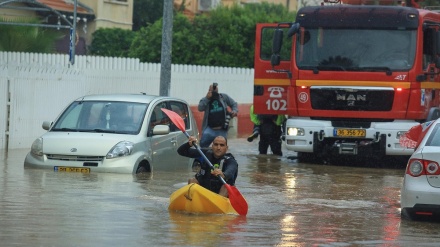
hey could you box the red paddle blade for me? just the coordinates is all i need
[161,108,186,132]
[225,184,248,216]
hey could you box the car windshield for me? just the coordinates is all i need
[51,101,148,134]
[296,28,416,72]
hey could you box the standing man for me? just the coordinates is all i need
[198,82,238,148]
[248,105,286,156]
[177,135,238,198]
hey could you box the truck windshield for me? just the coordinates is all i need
[296,28,417,72]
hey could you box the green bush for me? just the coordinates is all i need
[89,28,135,57]
[0,18,61,53]
[129,3,295,68]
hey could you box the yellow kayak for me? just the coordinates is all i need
[169,183,238,215]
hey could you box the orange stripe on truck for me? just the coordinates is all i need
[254,79,290,85]
[254,79,415,88]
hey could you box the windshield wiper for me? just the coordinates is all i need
[51,128,78,132]
[316,65,346,71]
[349,66,392,75]
[93,129,116,133]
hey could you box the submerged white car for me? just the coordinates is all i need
[401,119,440,220]
[24,94,199,174]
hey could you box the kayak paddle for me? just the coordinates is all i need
[161,108,248,216]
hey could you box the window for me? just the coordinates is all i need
[169,101,190,132]
[52,101,147,134]
[296,28,416,71]
[422,27,437,70]
[260,27,292,61]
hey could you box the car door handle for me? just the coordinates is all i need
[171,139,177,144]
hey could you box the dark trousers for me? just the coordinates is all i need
[259,121,282,156]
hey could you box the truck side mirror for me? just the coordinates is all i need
[271,54,281,66]
[272,29,283,54]
[287,23,300,38]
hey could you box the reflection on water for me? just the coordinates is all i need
[168,212,247,246]
[1,141,440,246]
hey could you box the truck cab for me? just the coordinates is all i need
[253,0,440,160]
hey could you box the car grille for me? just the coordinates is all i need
[310,87,394,111]
[47,154,104,162]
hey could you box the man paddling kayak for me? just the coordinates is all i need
[177,136,238,198]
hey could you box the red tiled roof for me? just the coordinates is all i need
[36,0,92,15]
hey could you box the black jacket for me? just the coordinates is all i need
[177,142,238,189]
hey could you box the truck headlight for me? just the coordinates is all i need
[106,141,134,159]
[287,127,305,136]
[31,138,43,156]
[396,131,406,139]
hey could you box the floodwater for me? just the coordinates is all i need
[1,139,440,247]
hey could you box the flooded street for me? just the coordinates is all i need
[1,138,440,246]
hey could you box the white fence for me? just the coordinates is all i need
[0,52,254,150]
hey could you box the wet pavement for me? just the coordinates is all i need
[1,138,440,246]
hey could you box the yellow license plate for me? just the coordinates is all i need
[334,129,366,137]
[54,166,90,173]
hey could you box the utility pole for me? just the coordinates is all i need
[159,0,173,96]
[70,0,77,65]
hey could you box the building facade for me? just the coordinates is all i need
[0,0,133,54]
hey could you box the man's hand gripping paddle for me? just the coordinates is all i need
[161,108,248,216]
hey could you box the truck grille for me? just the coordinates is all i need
[310,87,394,111]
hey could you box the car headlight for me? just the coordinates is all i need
[106,141,134,159]
[31,138,43,156]
[287,127,305,136]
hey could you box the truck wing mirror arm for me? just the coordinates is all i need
[287,23,300,38]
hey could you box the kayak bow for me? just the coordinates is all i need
[169,183,238,215]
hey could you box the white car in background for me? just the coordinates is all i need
[401,118,440,220]
[24,94,199,174]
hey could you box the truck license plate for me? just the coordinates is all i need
[334,129,366,137]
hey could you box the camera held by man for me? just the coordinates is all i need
[198,82,238,148]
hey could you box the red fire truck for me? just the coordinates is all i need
[253,0,440,161]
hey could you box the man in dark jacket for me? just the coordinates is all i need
[177,135,238,197]
[198,83,238,148]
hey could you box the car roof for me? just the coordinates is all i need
[73,94,176,104]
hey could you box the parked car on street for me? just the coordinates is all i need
[401,118,440,220]
[24,94,199,174]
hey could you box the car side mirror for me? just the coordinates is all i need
[152,125,170,135]
[42,121,52,130]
